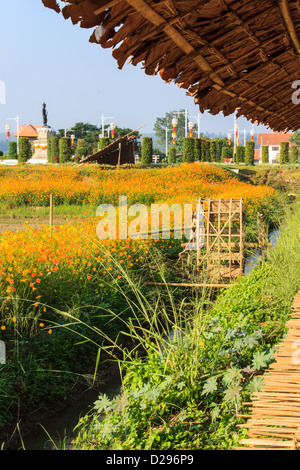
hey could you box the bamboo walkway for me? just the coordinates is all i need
[237,290,300,450]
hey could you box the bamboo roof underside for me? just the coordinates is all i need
[42,0,300,131]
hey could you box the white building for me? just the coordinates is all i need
[256,132,295,163]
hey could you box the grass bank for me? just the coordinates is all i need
[72,194,300,450]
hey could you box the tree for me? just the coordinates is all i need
[141,137,153,165]
[59,137,72,163]
[98,137,111,150]
[290,145,299,164]
[18,137,31,163]
[290,131,300,147]
[261,146,269,164]
[153,110,187,148]
[76,139,88,159]
[9,141,18,159]
[245,141,255,166]
[114,127,139,139]
[168,147,176,164]
[279,142,289,165]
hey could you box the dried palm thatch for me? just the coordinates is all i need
[42,0,300,131]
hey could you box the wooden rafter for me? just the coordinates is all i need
[278,0,300,53]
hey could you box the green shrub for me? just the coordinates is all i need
[18,137,31,163]
[202,140,211,162]
[8,141,18,160]
[236,145,245,163]
[245,141,255,166]
[168,147,176,164]
[290,146,298,164]
[50,136,59,163]
[47,138,52,163]
[221,147,229,162]
[261,146,269,164]
[279,142,289,165]
[183,137,194,162]
[141,137,153,165]
[59,137,72,163]
[194,138,202,161]
[210,140,217,162]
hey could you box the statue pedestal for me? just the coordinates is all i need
[29,126,54,164]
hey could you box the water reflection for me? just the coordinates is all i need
[244,228,281,275]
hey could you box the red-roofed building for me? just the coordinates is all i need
[254,149,261,163]
[13,125,42,146]
[256,132,295,163]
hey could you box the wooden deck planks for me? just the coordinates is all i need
[237,290,300,450]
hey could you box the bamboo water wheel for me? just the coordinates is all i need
[180,198,245,286]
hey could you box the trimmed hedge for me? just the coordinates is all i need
[59,137,72,164]
[168,147,176,164]
[261,146,269,164]
[141,137,153,165]
[183,137,195,162]
[18,137,31,163]
[236,145,245,163]
[47,138,52,163]
[221,147,229,162]
[210,140,217,162]
[245,141,255,166]
[290,146,299,164]
[8,141,18,160]
[50,136,59,163]
[194,138,202,161]
[279,142,289,165]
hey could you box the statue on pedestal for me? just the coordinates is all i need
[29,103,54,164]
[42,102,48,127]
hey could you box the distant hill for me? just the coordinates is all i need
[0,133,17,153]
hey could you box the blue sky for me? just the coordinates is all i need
[0,0,272,137]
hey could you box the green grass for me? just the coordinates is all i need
[0,203,96,219]
[70,193,300,450]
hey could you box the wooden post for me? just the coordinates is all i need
[50,193,53,237]
[117,141,122,168]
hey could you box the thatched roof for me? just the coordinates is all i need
[42,0,300,131]
[79,133,137,165]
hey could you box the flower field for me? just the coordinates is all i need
[0,163,276,211]
[0,163,279,325]
[0,162,282,438]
